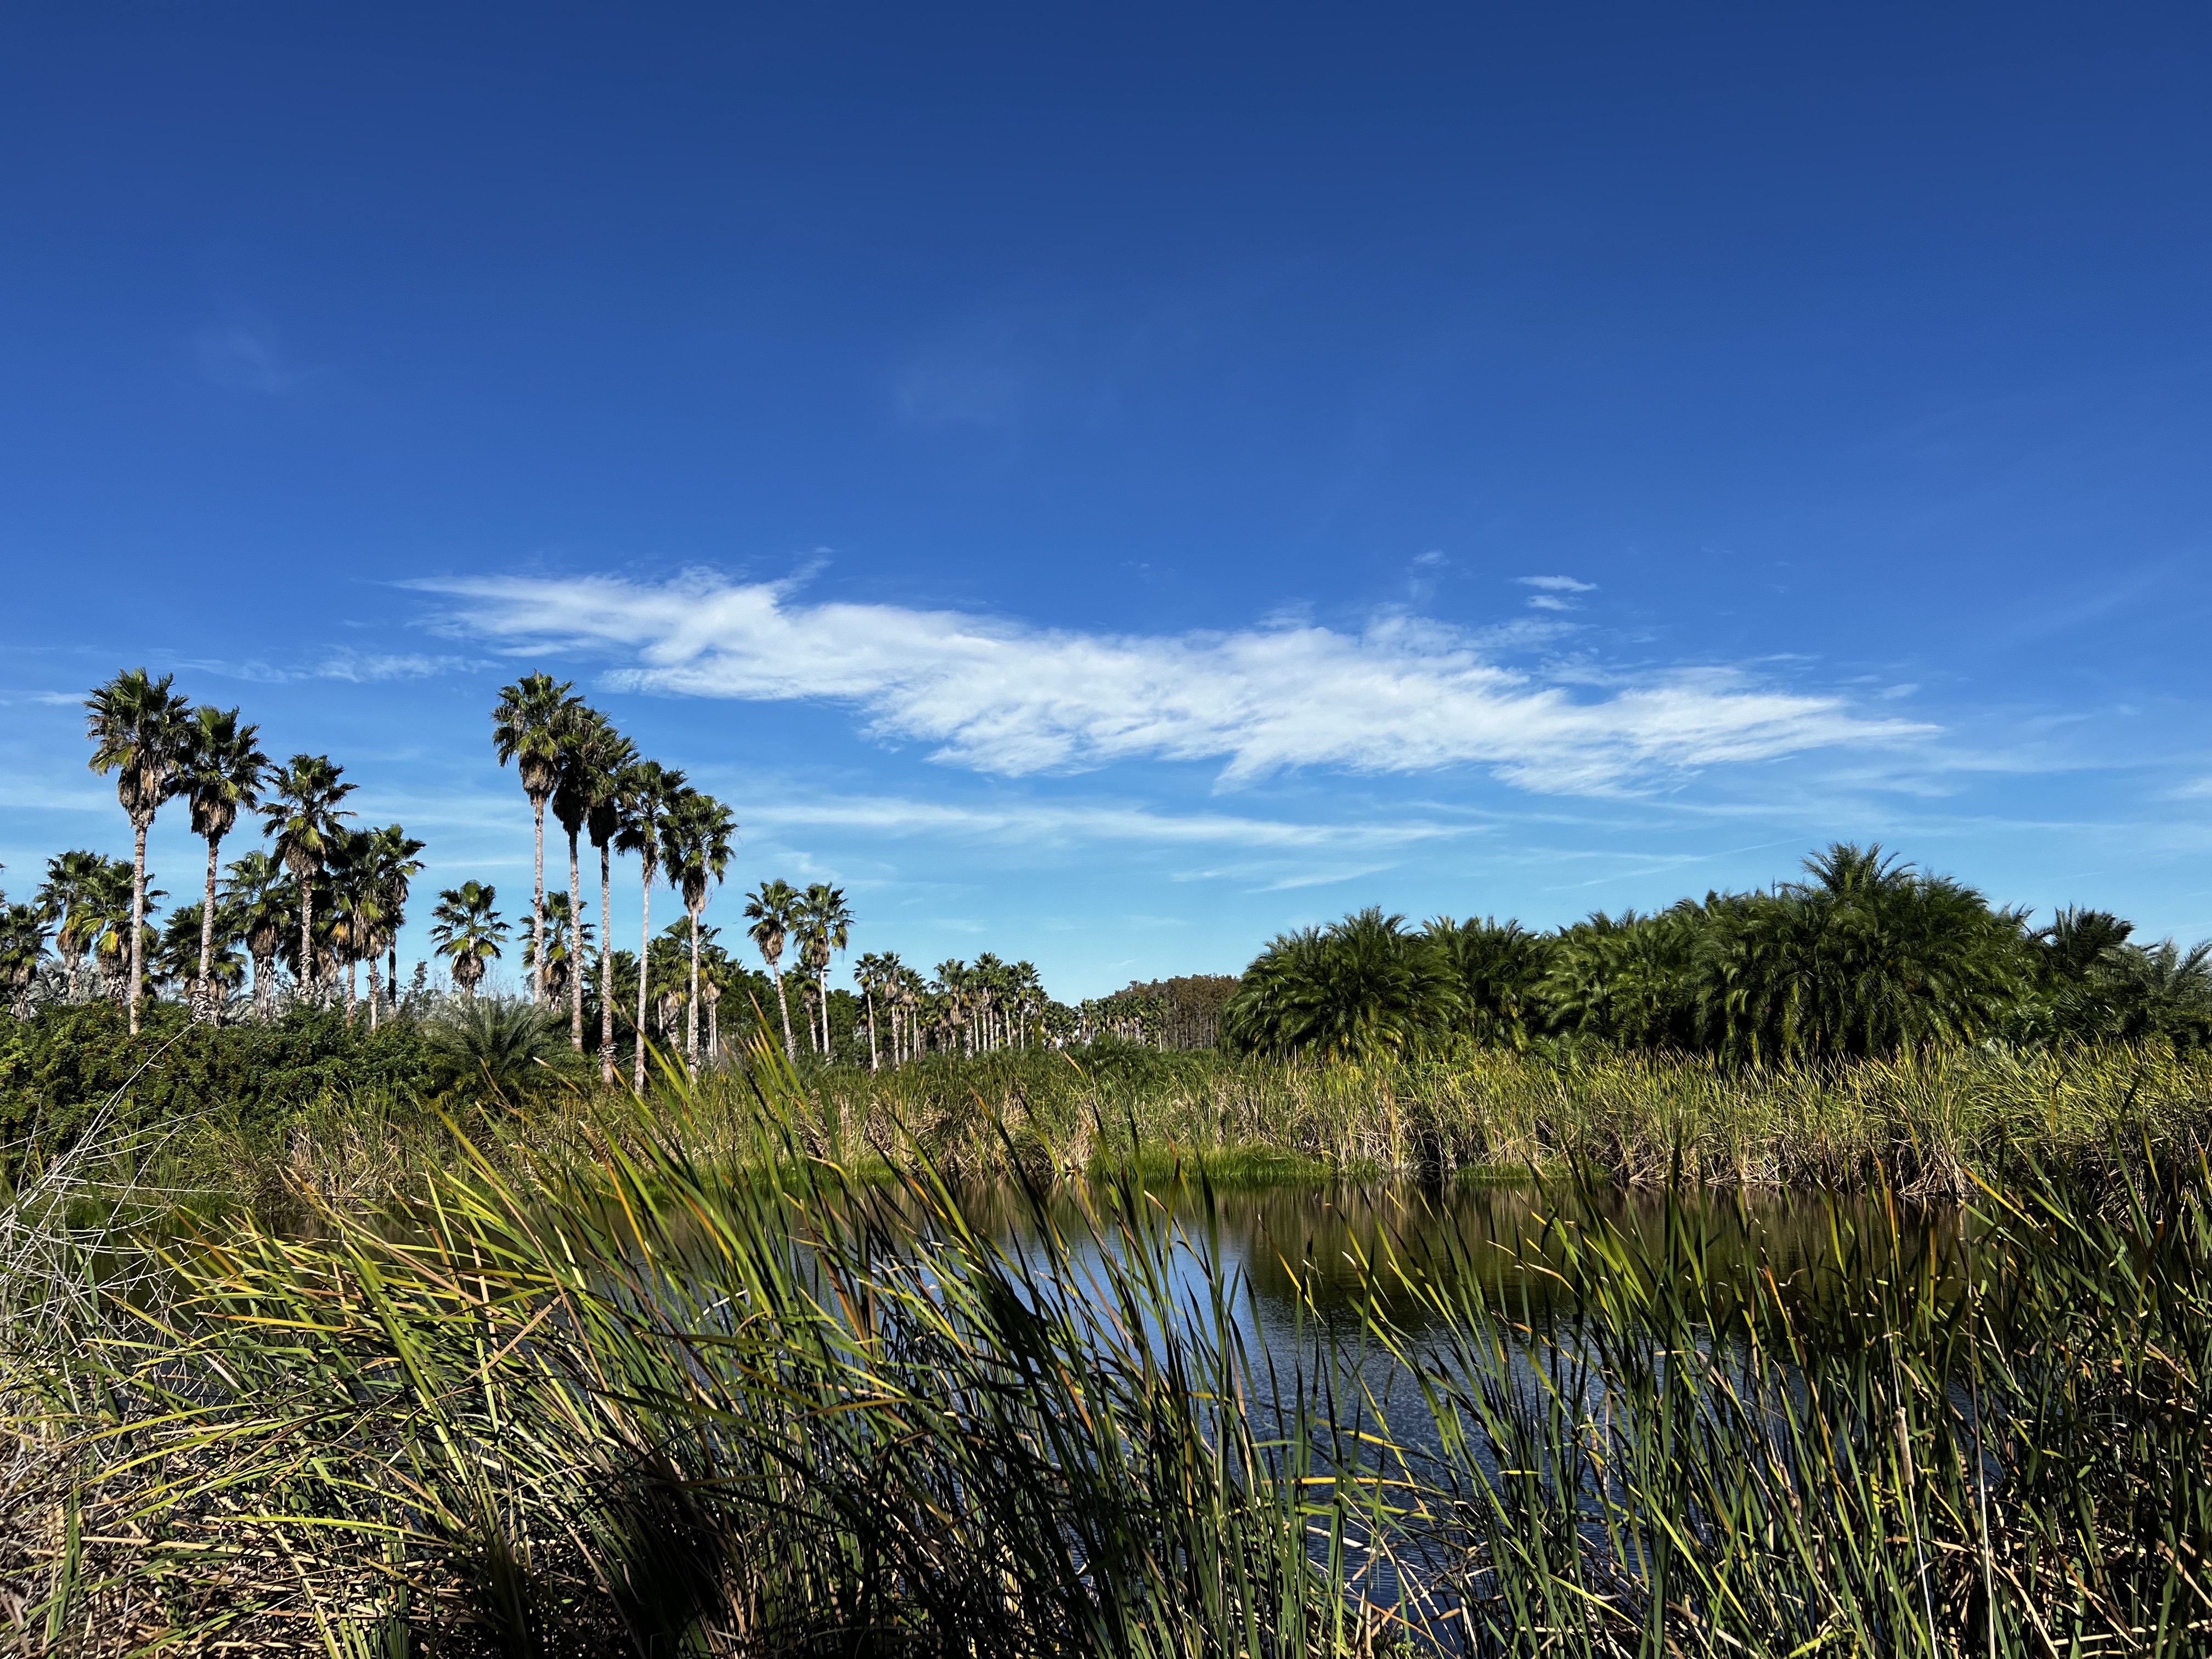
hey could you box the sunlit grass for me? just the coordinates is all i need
[4,1036,2207,1654]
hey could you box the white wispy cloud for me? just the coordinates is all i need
[313,651,481,683]
[1517,573,1598,614]
[176,651,483,685]
[415,571,1929,792]
[733,792,1479,850]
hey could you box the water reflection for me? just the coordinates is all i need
[958,1175,1973,1334]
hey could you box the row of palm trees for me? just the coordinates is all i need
[16,667,1138,1075]
[488,673,744,1082]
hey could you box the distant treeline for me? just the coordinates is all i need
[1223,843,2212,1063]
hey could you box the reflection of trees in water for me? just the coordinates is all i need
[953,1178,1975,1335]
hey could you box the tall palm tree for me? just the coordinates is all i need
[84,668,193,1034]
[743,878,802,1061]
[614,760,686,1090]
[492,674,583,1006]
[359,825,427,1029]
[222,850,292,1019]
[660,789,736,1076]
[580,725,637,1081]
[552,708,630,1052]
[176,704,268,1024]
[36,850,107,1004]
[430,881,507,998]
[261,754,356,1007]
[798,883,854,1058]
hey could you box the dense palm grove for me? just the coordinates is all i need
[1224,844,2212,1061]
[0,668,1192,1096]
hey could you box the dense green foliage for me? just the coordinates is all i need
[1226,844,2212,1063]
[0,1001,437,1158]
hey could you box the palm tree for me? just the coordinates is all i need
[523,891,593,1007]
[430,881,507,998]
[660,790,736,1076]
[261,754,356,1007]
[580,724,637,1081]
[614,760,686,1091]
[323,828,376,1023]
[894,963,926,1063]
[552,708,630,1052]
[797,884,854,1059]
[222,850,292,1018]
[854,950,901,1070]
[84,668,193,1034]
[69,858,153,1007]
[743,878,803,1061]
[492,674,583,1006]
[1222,909,1462,1061]
[0,904,48,1019]
[360,825,426,1029]
[36,850,108,1004]
[174,704,267,1024]
[156,902,244,1006]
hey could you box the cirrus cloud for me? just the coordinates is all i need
[413,570,1929,793]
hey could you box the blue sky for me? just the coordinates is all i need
[3,4,2210,998]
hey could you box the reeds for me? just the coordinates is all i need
[6,1039,2209,1654]
[768,1040,2212,1196]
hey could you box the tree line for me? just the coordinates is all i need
[1222,843,2212,1063]
[1,668,1188,1081]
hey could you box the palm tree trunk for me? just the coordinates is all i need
[817,972,829,1057]
[128,822,148,1036]
[634,862,652,1093]
[565,830,584,1050]
[599,843,616,1085]
[772,967,795,1061]
[866,990,878,1071]
[531,798,547,1006]
[198,834,221,1024]
[299,880,314,1011]
[368,955,382,1032]
[345,958,358,1025]
[686,907,702,1077]
[708,991,719,1065]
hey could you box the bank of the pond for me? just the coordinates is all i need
[8,1006,2210,1215]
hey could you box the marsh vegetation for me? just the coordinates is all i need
[3,1040,2205,1655]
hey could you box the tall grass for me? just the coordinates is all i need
[16,1037,2211,1216]
[5,1039,2208,1653]
[770,1040,2212,1195]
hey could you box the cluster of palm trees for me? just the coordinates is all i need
[0,671,430,1031]
[2,665,1165,1073]
[1223,843,2212,1063]
[842,952,1059,1064]
[480,673,737,1084]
